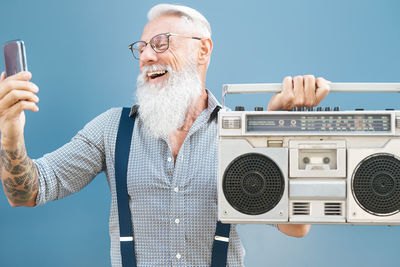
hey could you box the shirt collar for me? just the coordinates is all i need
[205,89,222,123]
[129,104,139,118]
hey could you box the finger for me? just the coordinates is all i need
[5,100,39,118]
[0,80,39,100]
[4,71,32,82]
[282,76,293,94]
[1,72,5,81]
[303,75,316,107]
[267,76,294,111]
[0,90,39,111]
[282,76,295,108]
[315,77,330,105]
[293,75,304,107]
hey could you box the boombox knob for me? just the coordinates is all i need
[325,107,331,111]
[316,107,322,111]
[235,106,245,111]
[254,107,264,111]
[334,106,340,111]
[307,107,314,111]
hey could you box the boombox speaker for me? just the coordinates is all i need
[219,138,289,222]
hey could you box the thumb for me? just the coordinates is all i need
[1,71,5,81]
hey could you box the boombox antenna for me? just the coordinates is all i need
[222,83,400,107]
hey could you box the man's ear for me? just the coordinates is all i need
[198,38,213,65]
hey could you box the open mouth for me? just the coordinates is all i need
[147,70,168,80]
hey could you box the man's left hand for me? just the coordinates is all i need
[267,75,330,111]
[277,224,311,238]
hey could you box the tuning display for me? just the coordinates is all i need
[247,114,391,133]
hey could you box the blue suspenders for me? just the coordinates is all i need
[115,107,137,267]
[211,222,231,267]
[115,107,231,267]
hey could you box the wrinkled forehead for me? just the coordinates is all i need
[141,14,193,41]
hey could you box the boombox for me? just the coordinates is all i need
[218,83,400,225]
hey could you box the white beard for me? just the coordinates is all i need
[136,62,203,138]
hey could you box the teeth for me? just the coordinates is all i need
[147,70,167,77]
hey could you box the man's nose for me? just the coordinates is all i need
[139,44,158,67]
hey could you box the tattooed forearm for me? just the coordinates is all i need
[10,164,27,175]
[0,141,38,206]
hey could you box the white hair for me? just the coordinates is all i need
[147,4,211,38]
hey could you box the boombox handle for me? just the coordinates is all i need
[222,83,400,107]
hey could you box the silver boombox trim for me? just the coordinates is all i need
[218,83,400,225]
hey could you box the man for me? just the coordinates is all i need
[0,3,330,266]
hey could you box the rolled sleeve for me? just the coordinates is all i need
[33,109,112,206]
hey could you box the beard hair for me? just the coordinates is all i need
[135,61,203,138]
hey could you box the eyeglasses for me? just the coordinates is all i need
[128,32,202,60]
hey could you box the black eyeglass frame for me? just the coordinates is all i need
[128,32,202,60]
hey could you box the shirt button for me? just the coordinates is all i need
[174,187,179,192]
[176,253,181,259]
[167,157,172,162]
[175,218,180,224]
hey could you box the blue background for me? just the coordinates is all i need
[1,0,400,266]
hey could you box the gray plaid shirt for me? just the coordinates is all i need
[33,90,245,266]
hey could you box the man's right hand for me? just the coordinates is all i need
[0,71,39,207]
[0,71,39,145]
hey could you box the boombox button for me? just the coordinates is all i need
[268,140,283,147]
[396,117,400,128]
[222,116,241,129]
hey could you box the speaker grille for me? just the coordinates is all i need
[325,202,342,216]
[223,153,285,215]
[292,202,310,215]
[353,154,400,215]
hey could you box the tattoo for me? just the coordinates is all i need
[3,178,15,191]
[10,164,25,175]
[15,173,28,185]
[0,142,38,205]
[1,155,12,172]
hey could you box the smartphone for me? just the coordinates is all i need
[3,40,28,78]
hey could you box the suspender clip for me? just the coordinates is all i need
[214,235,229,242]
[120,236,134,242]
